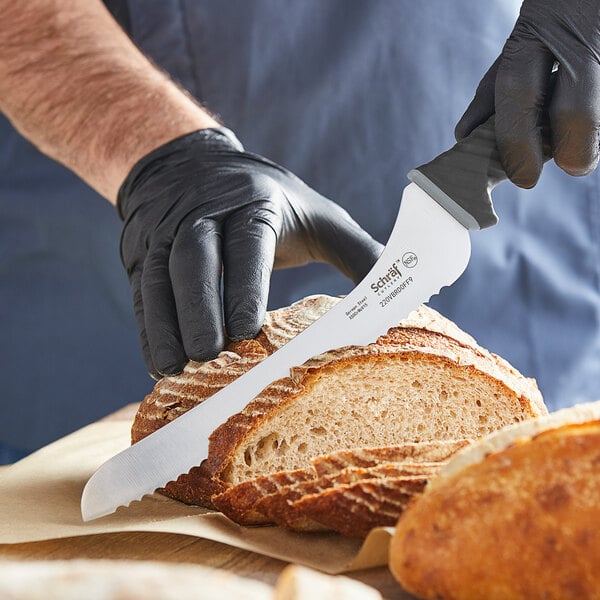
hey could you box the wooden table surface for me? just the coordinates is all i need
[0,403,415,599]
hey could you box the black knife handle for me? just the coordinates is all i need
[407,115,506,230]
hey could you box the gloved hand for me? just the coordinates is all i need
[455,0,600,188]
[118,128,383,378]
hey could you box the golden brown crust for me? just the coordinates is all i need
[210,467,317,526]
[249,468,381,532]
[131,295,546,508]
[130,340,269,443]
[390,421,600,600]
[252,464,437,533]
[293,476,428,538]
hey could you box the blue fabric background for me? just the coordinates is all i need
[1,1,598,453]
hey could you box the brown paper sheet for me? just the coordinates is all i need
[0,422,392,573]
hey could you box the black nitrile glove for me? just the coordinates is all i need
[455,0,600,188]
[118,128,383,378]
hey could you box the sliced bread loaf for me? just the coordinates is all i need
[212,440,461,532]
[131,295,546,509]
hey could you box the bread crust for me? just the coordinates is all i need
[131,296,546,509]
[390,420,600,600]
[293,476,427,538]
[253,464,435,533]
[211,467,316,526]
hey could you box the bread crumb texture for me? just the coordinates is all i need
[224,354,533,484]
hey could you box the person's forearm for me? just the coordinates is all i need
[0,0,218,203]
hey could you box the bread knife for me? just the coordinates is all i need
[81,116,507,521]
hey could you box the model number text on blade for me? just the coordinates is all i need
[378,276,414,308]
[344,296,369,320]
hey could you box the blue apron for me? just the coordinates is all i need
[2,0,599,454]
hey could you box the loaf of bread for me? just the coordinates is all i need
[0,559,271,600]
[390,400,600,600]
[0,560,380,600]
[132,295,547,524]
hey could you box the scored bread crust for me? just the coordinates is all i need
[390,417,600,600]
[252,464,436,533]
[292,476,428,538]
[131,295,546,509]
[210,467,317,526]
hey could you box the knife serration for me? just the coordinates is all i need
[81,183,470,521]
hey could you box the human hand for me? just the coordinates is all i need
[118,128,383,378]
[455,0,600,188]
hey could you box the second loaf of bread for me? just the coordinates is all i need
[390,400,600,600]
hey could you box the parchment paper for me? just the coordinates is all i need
[0,421,393,573]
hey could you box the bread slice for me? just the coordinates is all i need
[311,439,471,476]
[291,476,427,538]
[211,467,317,526]
[213,440,461,529]
[253,464,435,532]
[131,295,546,509]
[390,400,600,600]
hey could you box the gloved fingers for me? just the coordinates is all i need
[300,195,384,284]
[141,242,187,377]
[494,32,556,188]
[222,202,280,341]
[129,266,158,379]
[455,56,501,141]
[549,60,600,177]
[169,216,225,362]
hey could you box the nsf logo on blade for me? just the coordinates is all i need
[402,252,418,268]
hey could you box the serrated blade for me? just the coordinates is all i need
[81,182,470,521]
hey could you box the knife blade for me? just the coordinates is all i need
[81,116,507,521]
